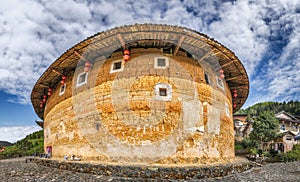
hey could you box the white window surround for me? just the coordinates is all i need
[225,102,230,117]
[59,83,66,96]
[154,57,169,69]
[216,76,224,90]
[154,83,172,101]
[76,72,88,87]
[110,60,124,73]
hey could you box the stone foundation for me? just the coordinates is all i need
[29,157,254,180]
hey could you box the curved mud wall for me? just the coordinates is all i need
[43,49,234,164]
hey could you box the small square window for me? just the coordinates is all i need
[281,124,286,131]
[76,72,88,87]
[59,83,66,96]
[157,58,166,67]
[286,136,292,141]
[155,57,169,69]
[217,77,224,89]
[110,60,124,73]
[155,83,172,101]
[113,61,122,70]
[159,88,167,96]
[204,73,210,85]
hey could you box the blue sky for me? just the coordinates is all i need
[0,0,299,142]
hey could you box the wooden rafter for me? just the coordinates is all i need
[198,48,215,63]
[117,34,126,50]
[38,83,49,88]
[51,69,62,75]
[230,85,248,89]
[173,36,185,56]
[226,75,242,81]
[74,51,87,61]
[221,60,235,68]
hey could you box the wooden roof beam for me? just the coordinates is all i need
[226,75,242,81]
[198,48,215,63]
[173,36,185,56]
[74,50,87,61]
[230,85,249,89]
[51,69,62,75]
[38,83,49,88]
[117,34,126,50]
[221,60,235,68]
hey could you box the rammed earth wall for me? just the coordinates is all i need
[42,49,234,164]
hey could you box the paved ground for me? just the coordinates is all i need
[1,157,300,181]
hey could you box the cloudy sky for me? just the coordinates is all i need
[0,0,299,142]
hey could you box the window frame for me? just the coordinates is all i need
[280,124,286,131]
[154,83,172,101]
[286,136,292,141]
[110,60,124,73]
[216,76,224,90]
[225,102,230,117]
[59,83,66,96]
[154,57,169,69]
[76,72,88,87]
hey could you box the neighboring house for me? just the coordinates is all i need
[274,111,300,153]
[233,114,253,142]
[234,111,300,153]
[276,111,300,134]
[0,146,6,153]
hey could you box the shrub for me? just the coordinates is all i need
[235,144,243,150]
[241,137,257,149]
[279,144,300,162]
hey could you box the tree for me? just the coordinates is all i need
[250,111,279,143]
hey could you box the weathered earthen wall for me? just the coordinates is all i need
[44,50,234,164]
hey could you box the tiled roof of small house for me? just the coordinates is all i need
[31,24,249,119]
[275,111,300,123]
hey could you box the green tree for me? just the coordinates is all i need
[250,111,279,143]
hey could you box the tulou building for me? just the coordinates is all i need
[31,24,249,164]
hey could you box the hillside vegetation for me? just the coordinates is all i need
[0,130,44,159]
[237,100,300,116]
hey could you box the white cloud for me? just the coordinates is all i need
[205,1,270,77]
[0,125,41,143]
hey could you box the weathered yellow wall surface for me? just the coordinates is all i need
[43,49,234,164]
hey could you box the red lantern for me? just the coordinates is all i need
[233,93,238,98]
[85,61,92,67]
[61,79,65,85]
[40,101,44,108]
[219,69,225,78]
[123,54,130,61]
[233,102,237,109]
[123,50,130,55]
[62,75,67,80]
[84,66,90,72]
[47,88,52,96]
[233,89,237,93]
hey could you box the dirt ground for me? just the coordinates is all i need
[1,157,300,181]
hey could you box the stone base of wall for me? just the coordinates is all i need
[29,157,255,180]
